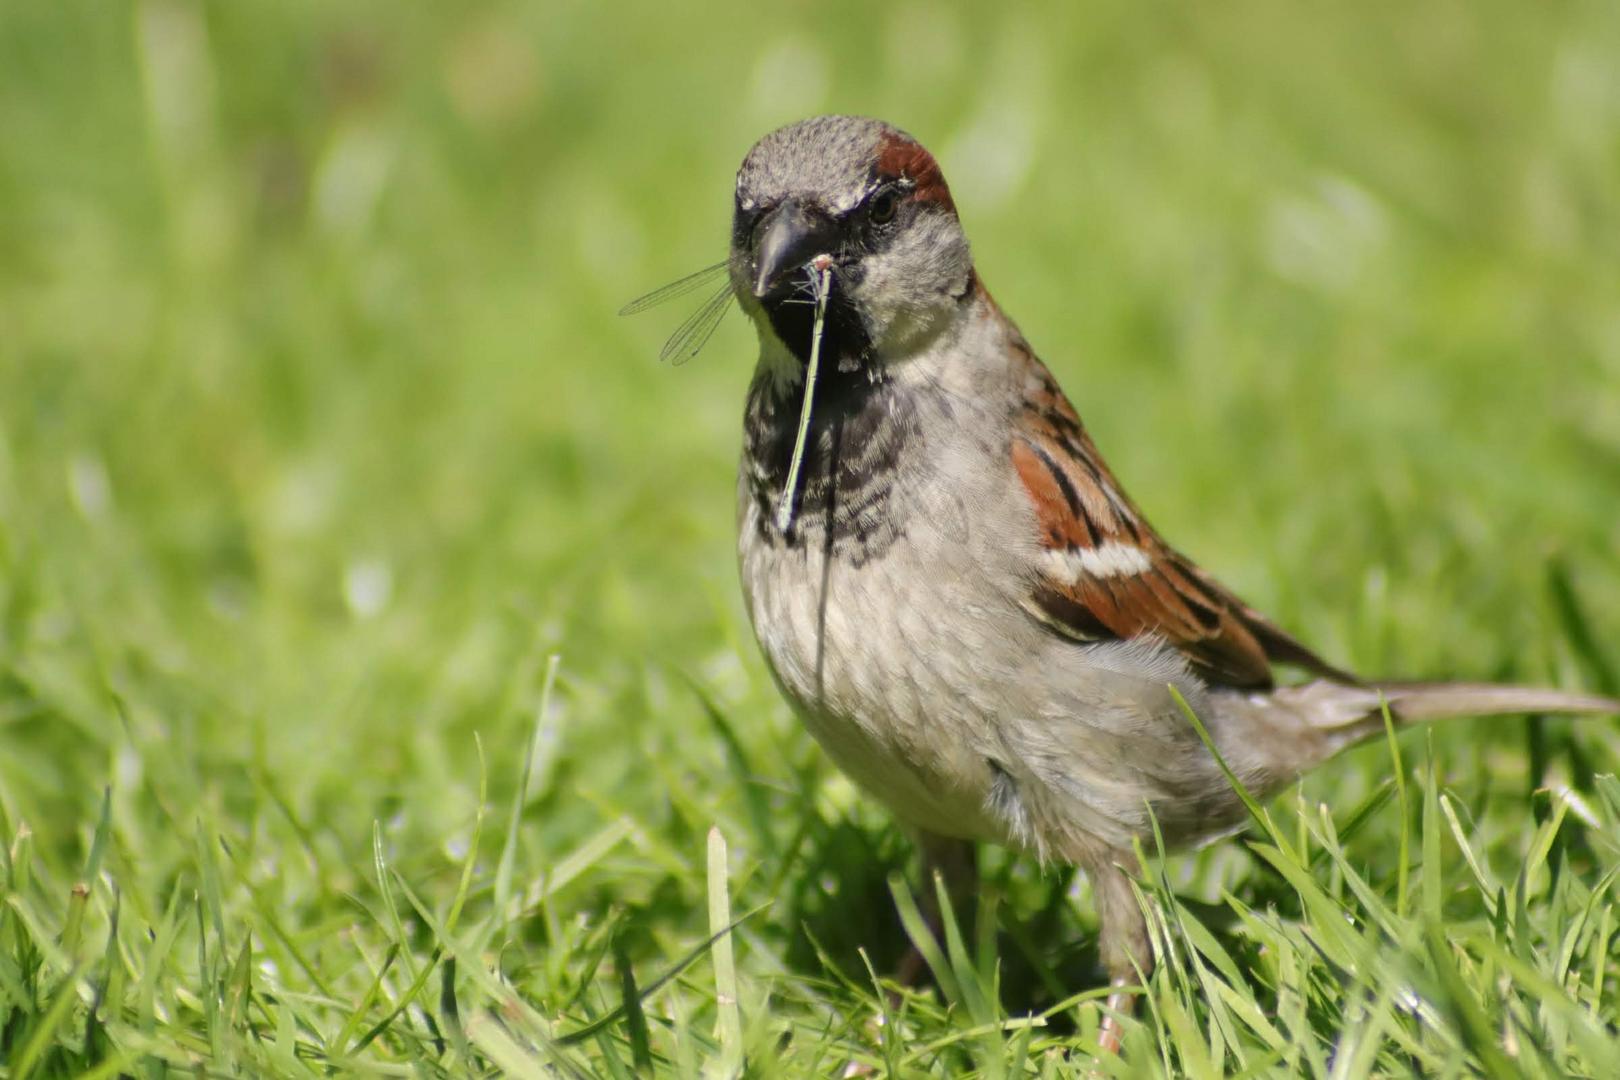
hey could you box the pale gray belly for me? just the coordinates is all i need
[737,495,1020,842]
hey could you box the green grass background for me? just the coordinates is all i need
[2,0,1619,1074]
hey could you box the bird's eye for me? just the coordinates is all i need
[868,188,900,225]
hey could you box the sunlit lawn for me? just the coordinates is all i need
[2,1,1619,1075]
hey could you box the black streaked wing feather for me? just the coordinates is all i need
[1008,341,1356,689]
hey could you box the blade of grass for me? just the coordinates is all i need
[439,955,473,1067]
[497,654,560,921]
[684,671,777,859]
[332,942,399,1057]
[1421,730,1442,925]
[371,819,418,980]
[1380,697,1411,919]
[707,826,742,1066]
[348,945,443,1056]
[888,872,961,1005]
[445,734,489,935]
[62,786,112,959]
[611,928,653,1070]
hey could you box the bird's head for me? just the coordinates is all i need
[730,116,974,374]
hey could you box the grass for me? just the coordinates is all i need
[2,0,1620,1074]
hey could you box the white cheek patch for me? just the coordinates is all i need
[1037,542,1154,585]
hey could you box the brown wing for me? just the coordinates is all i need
[1010,345,1354,690]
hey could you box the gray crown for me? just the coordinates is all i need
[736,115,909,214]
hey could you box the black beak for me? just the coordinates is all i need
[750,200,838,299]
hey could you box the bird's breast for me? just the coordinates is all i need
[734,379,1039,841]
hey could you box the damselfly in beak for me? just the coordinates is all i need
[775,255,833,533]
[623,252,832,536]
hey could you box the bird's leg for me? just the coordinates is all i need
[1090,857,1151,1054]
[894,831,978,987]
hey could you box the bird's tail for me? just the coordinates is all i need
[1259,679,1618,764]
[1374,681,1620,723]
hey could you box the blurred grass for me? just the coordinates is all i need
[1,0,1618,1074]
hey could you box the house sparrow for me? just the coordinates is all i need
[657,114,1619,1050]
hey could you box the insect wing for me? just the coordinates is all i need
[618,260,730,316]
[659,282,734,366]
